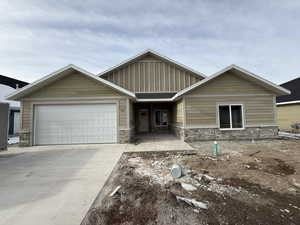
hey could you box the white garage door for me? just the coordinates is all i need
[34,104,117,145]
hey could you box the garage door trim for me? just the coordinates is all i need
[31,100,119,145]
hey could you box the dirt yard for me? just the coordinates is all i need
[81,139,300,225]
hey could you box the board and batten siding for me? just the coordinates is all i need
[277,104,300,131]
[185,72,276,128]
[20,72,130,142]
[103,55,202,92]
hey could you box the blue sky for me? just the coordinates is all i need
[0,0,299,84]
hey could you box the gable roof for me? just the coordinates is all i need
[98,49,206,79]
[6,64,135,100]
[277,77,300,105]
[173,64,291,100]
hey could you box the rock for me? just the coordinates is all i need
[203,174,215,181]
[171,164,182,178]
[181,183,197,191]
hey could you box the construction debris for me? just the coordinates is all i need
[82,141,300,225]
[170,164,182,178]
[181,182,197,192]
[109,185,121,197]
[279,131,300,139]
[176,196,208,210]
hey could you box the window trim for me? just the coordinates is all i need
[217,104,245,130]
[154,109,169,127]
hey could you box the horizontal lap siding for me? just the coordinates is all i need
[21,101,31,130]
[186,96,275,127]
[118,99,127,129]
[189,71,271,95]
[103,55,202,92]
[185,72,276,127]
[20,72,129,135]
[173,99,183,127]
[277,104,300,131]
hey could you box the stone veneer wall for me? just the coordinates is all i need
[119,128,135,143]
[19,129,31,147]
[20,128,133,146]
[183,126,279,142]
[171,126,185,140]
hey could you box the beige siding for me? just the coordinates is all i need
[277,104,300,131]
[20,72,129,144]
[185,95,275,127]
[173,99,184,127]
[103,55,202,92]
[129,100,135,128]
[27,72,121,98]
[21,101,31,130]
[189,71,272,95]
[118,99,127,129]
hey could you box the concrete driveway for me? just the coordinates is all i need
[0,134,192,225]
[0,144,125,225]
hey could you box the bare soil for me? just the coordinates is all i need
[81,139,300,225]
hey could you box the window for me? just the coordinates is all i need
[155,110,168,126]
[218,104,243,129]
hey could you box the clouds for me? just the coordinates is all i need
[0,0,299,84]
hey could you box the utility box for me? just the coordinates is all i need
[0,103,9,151]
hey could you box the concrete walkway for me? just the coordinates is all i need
[0,134,192,225]
[125,133,194,152]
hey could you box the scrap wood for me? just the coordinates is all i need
[289,178,300,189]
[248,150,261,157]
[176,196,208,210]
[110,185,121,197]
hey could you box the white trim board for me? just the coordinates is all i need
[98,49,206,79]
[277,100,300,106]
[6,64,136,101]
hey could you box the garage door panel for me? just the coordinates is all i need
[34,104,117,145]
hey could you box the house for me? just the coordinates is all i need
[0,75,28,137]
[276,77,300,131]
[6,50,290,146]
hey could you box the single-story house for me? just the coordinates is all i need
[0,75,28,136]
[276,77,300,131]
[6,50,290,146]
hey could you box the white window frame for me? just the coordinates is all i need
[217,104,245,130]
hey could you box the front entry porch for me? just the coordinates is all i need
[134,102,174,134]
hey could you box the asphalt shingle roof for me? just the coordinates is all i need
[277,77,300,103]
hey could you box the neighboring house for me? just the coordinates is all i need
[6,50,290,146]
[0,75,28,136]
[276,77,300,131]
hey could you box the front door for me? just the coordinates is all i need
[138,109,149,132]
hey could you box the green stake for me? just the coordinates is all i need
[213,141,220,156]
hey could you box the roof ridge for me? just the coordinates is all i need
[97,49,206,79]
